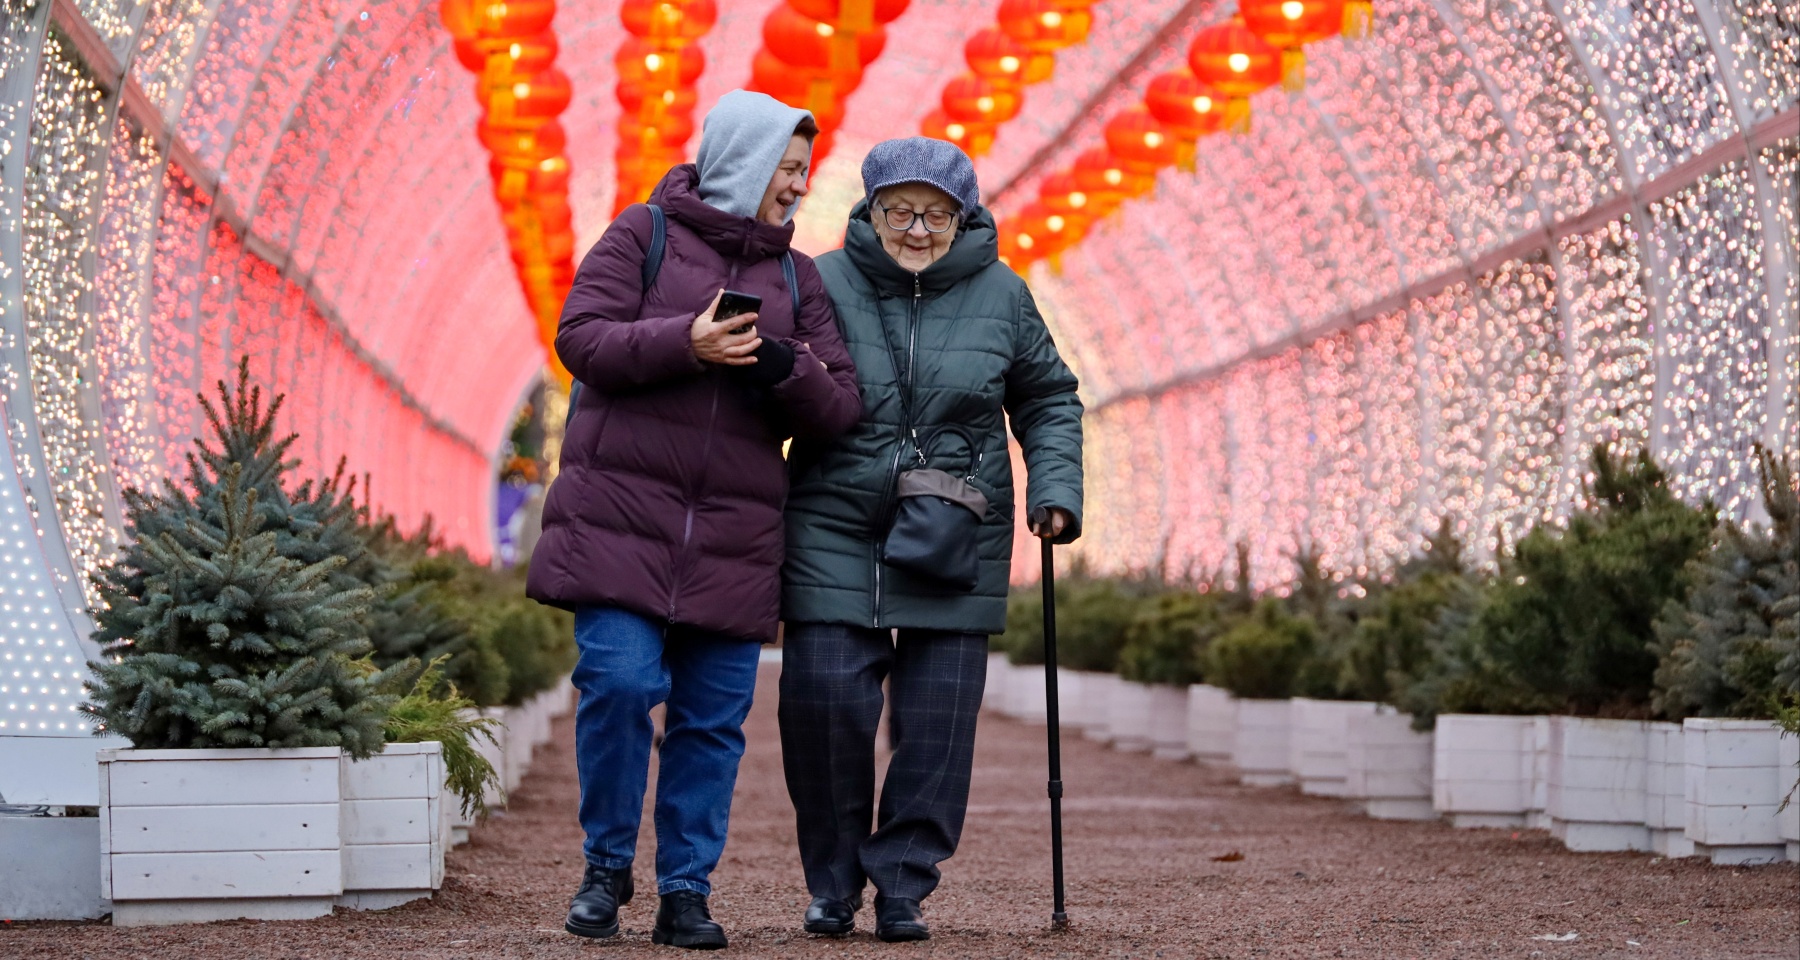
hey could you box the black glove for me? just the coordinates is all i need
[730,338,796,388]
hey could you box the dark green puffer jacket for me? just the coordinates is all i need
[782,201,1084,634]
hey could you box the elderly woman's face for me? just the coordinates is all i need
[873,184,959,273]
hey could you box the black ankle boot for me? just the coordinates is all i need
[565,864,634,938]
[652,890,728,950]
[874,895,929,942]
[802,892,863,935]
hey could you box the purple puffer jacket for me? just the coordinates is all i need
[527,166,862,641]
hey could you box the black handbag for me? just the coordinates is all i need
[881,425,988,590]
[874,300,989,591]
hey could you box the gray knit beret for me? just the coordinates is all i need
[861,137,981,215]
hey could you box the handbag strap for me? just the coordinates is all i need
[874,301,926,466]
[916,424,983,481]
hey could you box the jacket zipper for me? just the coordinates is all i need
[872,274,923,628]
[668,265,736,622]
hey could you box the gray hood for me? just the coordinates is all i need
[695,90,815,223]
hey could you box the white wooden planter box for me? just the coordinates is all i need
[1545,717,1651,852]
[1082,673,1123,744]
[496,706,531,796]
[449,708,511,846]
[1684,718,1787,865]
[983,653,1012,715]
[1145,684,1190,760]
[522,692,553,750]
[1777,734,1798,862]
[1233,699,1293,787]
[1645,723,1694,858]
[339,742,446,910]
[1290,699,1378,797]
[98,746,343,926]
[1008,662,1048,725]
[1058,669,1101,732]
[1344,708,1436,820]
[1528,716,1551,829]
[1108,679,1154,752]
[1186,684,1234,765]
[1432,715,1540,828]
[549,674,577,718]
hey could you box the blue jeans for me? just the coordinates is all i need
[571,606,761,896]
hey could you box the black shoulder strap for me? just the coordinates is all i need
[643,204,667,289]
[569,204,668,427]
[781,252,800,317]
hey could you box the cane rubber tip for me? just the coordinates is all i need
[1051,912,1069,931]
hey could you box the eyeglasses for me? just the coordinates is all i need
[876,203,958,234]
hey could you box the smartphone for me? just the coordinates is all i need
[715,290,763,335]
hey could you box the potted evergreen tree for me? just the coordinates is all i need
[85,365,431,924]
[1410,445,1715,845]
[86,459,390,925]
[1339,519,1474,821]
[1653,446,1797,864]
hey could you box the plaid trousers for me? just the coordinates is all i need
[778,623,989,903]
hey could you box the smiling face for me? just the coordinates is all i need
[873,183,960,273]
[757,135,812,225]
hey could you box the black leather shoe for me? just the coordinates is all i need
[565,864,634,939]
[651,890,728,950]
[802,892,863,935]
[874,896,929,942]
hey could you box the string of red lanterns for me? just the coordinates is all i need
[440,0,578,384]
[920,0,1097,157]
[613,0,718,215]
[747,0,913,168]
[999,4,1369,273]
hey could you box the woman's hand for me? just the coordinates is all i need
[691,290,762,366]
[1030,507,1073,540]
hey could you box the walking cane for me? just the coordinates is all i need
[1032,508,1070,930]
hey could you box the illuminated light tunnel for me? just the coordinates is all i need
[0,0,1794,773]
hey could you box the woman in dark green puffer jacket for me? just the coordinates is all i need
[778,137,1084,943]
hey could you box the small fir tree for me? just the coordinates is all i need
[1342,518,1482,705]
[1407,444,1716,720]
[1653,447,1800,719]
[1204,597,1320,700]
[83,464,393,754]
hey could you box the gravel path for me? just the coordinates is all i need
[8,663,1797,958]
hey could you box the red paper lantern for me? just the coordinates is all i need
[455,31,558,73]
[442,0,556,39]
[964,27,1053,86]
[1187,16,1282,132]
[1036,171,1090,219]
[1071,146,1154,209]
[997,0,1091,53]
[484,67,571,121]
[1240,0,1343,91]
[763,6,886,72]
[1144,67,1224,140]
[1103,108,1178,169]
[921,109,996,157]
[787,0,912,29]
[620,110,698,151]
[749,50,848,117]
[489,155,570,202]
[615,79,699,115]
[621,0,718,43]
[480,117,567,160]
[614,37,706,87]
[1012,200,1083,257]
[941,74,1022,124]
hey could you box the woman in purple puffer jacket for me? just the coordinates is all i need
[527,91,861,950]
